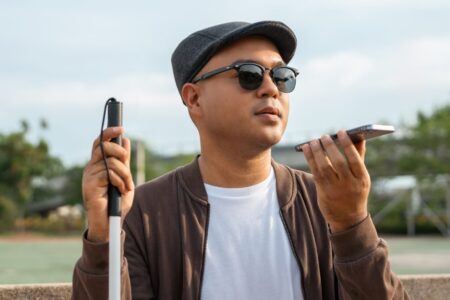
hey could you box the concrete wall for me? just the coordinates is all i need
[0,283,71,300]
[400,274,450,299]
[1,274,450,299]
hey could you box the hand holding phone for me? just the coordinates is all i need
[302,129,371,232]
[295,124,395,152]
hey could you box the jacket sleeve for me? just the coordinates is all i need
[330,215,410,299]
[71,230,132,300]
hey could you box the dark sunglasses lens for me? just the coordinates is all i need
[273,67,297,93]
[238,65,264,90]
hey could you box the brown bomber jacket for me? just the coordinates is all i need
[72,158,409,299]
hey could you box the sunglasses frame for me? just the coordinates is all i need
[191,62,299,93]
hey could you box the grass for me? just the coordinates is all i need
[0,235,449,284]
[0,237,81,284]
[383,235,450,275]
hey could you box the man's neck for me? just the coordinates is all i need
[198,143,272,188]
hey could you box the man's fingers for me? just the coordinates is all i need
[91,127,125,155]
[354,139,366,161]
[302,143,320,175]
[91,141,128,165]
[320,135,351,178]
[122,137,132,167]
[92,169,129,195]
[337,130,366,178]
[107,169,128,195]
[89,158,134,193]
[306,139,338,181]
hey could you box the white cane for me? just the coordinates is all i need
[100,98,123,300]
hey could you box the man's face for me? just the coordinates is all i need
[190,36,291,151]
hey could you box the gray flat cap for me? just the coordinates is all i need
[171,20,297,96]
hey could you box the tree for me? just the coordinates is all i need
[60,165,84,206]
[366,103,450,178]
[400,105,450,176]
[0,120,63,231]
[365,103,450,234]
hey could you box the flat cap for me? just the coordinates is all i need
[171,20,297,96]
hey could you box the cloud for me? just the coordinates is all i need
[0,72,180,109]
[378,37,450,89]
[324,0,450,8]
[298,36,450,96]
[301,52,373,97]
[284,36,450,142]
[0,72,195,166]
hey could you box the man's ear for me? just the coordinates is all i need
[182,83,201,111]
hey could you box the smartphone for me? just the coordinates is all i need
[294,124,395,152]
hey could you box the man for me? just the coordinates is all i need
[72,21,409,299]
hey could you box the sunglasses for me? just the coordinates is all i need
[191,62,299,93]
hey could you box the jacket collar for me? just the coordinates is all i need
[177,155,296,208]
[272,159,297,209]
[177,155,209,205]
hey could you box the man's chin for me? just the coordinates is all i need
[254,133,283,150]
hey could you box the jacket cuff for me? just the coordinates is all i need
[329,215,380,262]
[78,229,125,275]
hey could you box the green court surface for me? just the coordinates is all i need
[383,236,450,275]
[0,238,82,284]
[0,236,449,284]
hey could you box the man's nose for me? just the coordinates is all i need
[255,72,279,98]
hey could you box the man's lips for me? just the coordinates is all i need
[255,106,281,118]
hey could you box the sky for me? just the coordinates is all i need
[1,0,449,166]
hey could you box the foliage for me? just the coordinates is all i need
[15,213,84,235]
[0,195,17,231]
[62,165,84,206]
[366,104,450,178]
[366,103,450,234]
[400,106,450,176]
[143,150,196,181]
[0,120,63,231]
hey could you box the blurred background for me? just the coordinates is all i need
[1,0,449,284]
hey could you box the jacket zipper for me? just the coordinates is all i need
[198,203,210,300]
[279,210,307,300]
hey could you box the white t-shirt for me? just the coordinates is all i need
[201,168,303,300]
